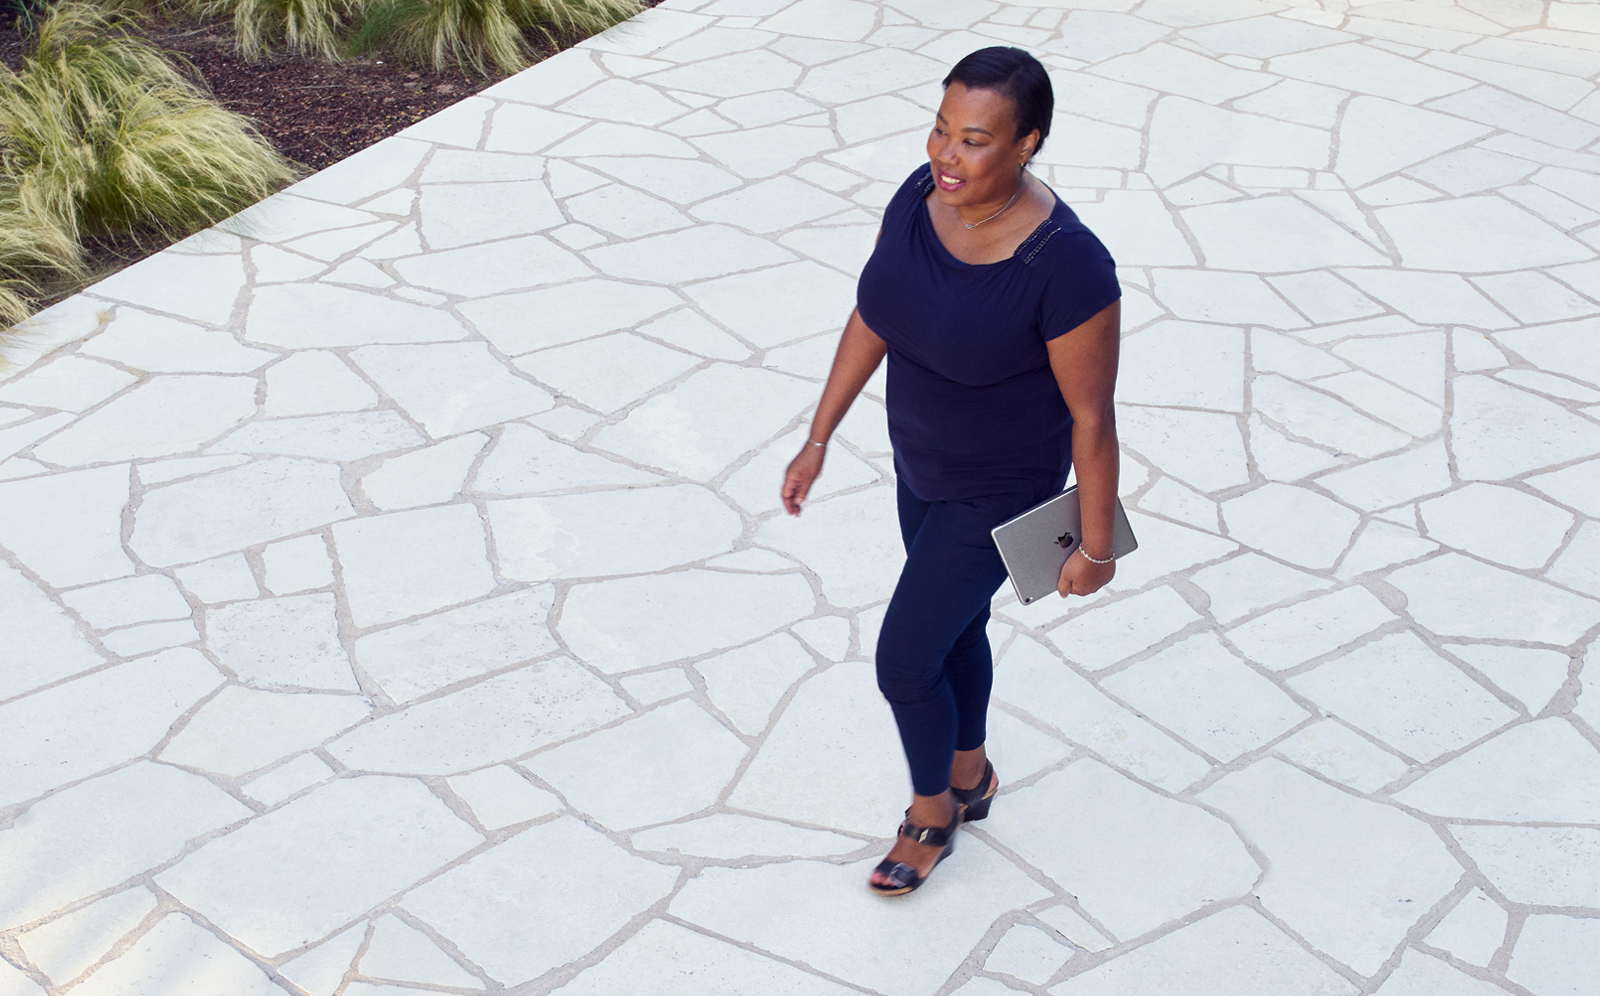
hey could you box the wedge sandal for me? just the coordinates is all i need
[869,807,963,896]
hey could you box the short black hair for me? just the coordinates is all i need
[942,47,1054,159]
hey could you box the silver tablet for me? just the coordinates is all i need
[991,487,1138,605]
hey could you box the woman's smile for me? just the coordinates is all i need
[935,170,967,191]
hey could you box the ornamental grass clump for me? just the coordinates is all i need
[353,0,524,75]
[0,189,81,326]
[519,0,636,47]
[354,0,639,76]
[0,2,296,324]
[202,0,364,60]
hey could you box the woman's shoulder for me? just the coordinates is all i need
[882,163,936,219]
[904,162,935,196]
[1024,196,1120,337]
[1020,198,1116,271]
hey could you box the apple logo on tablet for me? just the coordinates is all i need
[1056,532,1075,549]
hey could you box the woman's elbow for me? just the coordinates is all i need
[1072,404,1117,436]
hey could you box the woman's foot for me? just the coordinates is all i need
[869,792,960,893]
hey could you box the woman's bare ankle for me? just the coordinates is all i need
[907,790,956,828]
[950,746,988,792]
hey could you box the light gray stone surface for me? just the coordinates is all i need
[1050,906,1357,995]
[358,916,481,989]
[65,913,282,996]
[1425,887,1508,968]
[0,763,251,931]
[402,816,679,985]
[154,776,481,957]
[0,649,225,809]
[16,887,156,988]
[2,0,1599,991]
[352,585,558,701]
[158,686,371,777]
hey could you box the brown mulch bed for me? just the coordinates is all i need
[0,1,663,309]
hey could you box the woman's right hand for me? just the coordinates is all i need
[781,443,825,516]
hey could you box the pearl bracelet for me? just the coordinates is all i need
[807,439,826,448]
[1078,547,1115,565]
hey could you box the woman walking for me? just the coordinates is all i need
[781,47,1123,895]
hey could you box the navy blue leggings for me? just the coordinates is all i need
[875,480,1017,797]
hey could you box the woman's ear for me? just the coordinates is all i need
[1020,128,1041,164]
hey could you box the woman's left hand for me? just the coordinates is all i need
[1057,549,1114,598]
[781,444,826,516]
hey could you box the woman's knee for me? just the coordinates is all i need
[874,648,946,704]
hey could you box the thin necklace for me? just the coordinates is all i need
[964,185,1022,230]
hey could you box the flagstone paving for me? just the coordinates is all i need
[2,0,1600,993]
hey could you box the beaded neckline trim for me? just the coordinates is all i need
[916,169,1060,265]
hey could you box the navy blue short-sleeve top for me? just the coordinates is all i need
[856,164,1120,505]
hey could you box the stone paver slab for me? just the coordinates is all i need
[17,887,156,989]
[560,568,817,672]
[1200,758,1461,976]
[1,561,105,697]
[1050,906,1356,996]
[67,913,281,996]
[0,649,223,809]
[332,505,497,628]
[527,698,748,829]
[0,763,250,931]
[402,816,679,986]
[987,760,1258,940]
[1289,632,1517,763]
[130,458,355,568]
[206,593,356,691]
[1426,888,1508,968]
[670,838,1048,996]
[155,776,481,957]
[554,919,859,995]
[327,659,628,774]
[1394,718,1600,823]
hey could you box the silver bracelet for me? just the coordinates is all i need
[807,439,826,448]
[1078,547,1115,565]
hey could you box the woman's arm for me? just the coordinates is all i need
[781,308,888,516]
[1047,299,1121,597]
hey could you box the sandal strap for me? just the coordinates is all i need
[897,814,958,847]
[873,859,919,890]
[951,760,997,807]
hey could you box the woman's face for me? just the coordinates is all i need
[926,82,1038,208]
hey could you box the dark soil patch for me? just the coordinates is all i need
[1,1,663,310]
[133,19,518,174]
